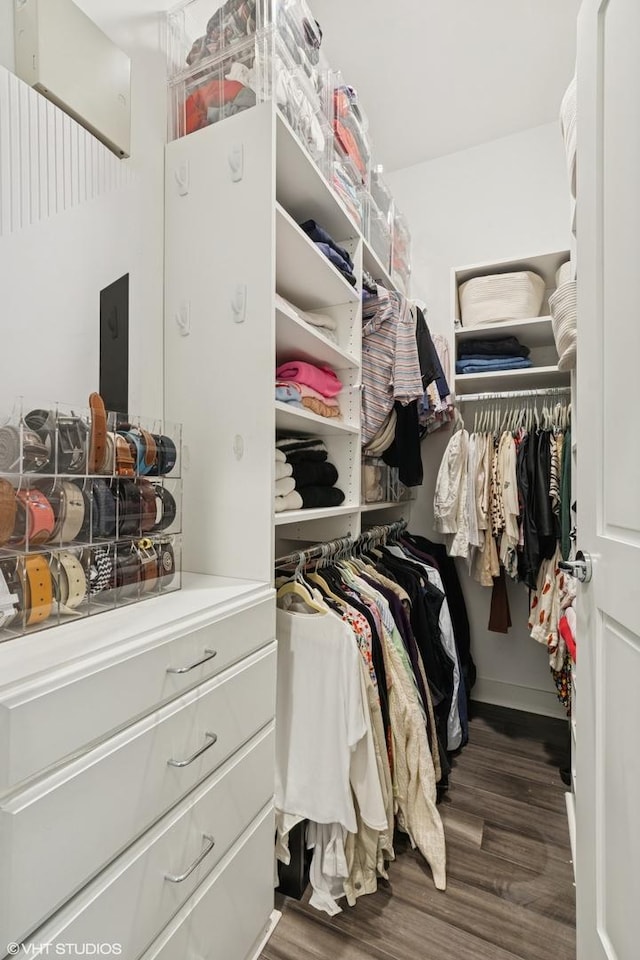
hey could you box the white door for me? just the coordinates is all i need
[576,1,640,958]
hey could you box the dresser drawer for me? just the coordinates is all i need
[0,592,275,791]
[25,725,275,958]
[0,644,276,947]
[141,804,275,960]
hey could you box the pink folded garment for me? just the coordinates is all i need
[276,380,340,407]
[275,361,342,398]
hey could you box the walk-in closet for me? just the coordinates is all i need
[0,1,637,959]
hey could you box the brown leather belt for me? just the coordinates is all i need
[0,478,17,546]
[23,554,54,626]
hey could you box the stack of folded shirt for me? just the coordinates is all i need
[275,438,345,512]
[275,293,339,345]
[275,360,343,419]
[455,335,533,375]
[299,219,357,287]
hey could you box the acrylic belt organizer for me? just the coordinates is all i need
[0,394,182,642]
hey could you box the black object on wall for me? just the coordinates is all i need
[100,274,129,414]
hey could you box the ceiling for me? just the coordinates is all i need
[311,0,579,172]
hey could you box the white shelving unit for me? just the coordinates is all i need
[164,99,410,579]
[274,400,359,436]
[275,203,360,311]
[454,364,569,395]
[451,250,571,397]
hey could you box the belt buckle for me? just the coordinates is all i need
[136,537,156,562]
[57,416,88,472]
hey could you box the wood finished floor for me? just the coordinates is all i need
[261,703,576,960]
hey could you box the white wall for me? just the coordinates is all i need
[0,0,170,418]
[388,123,572,717]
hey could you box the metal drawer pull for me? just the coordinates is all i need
[165,834,216,883]
[167,648,218,674]
[167,732,218,768]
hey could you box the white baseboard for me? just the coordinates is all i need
[472,677,567,719]
[249,909,282,960]
[565,791,577,881]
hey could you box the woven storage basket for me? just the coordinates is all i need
[459,271,545,327]
[549,279,577,372]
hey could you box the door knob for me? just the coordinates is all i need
[558,550,593,584]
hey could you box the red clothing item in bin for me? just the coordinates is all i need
[185,79,246,134]
[333,88,368,182]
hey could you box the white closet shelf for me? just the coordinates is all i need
[455,316,555,348]
[275,112,359,243]
[275,303,359,370]
[276,203,360,312]
[275,401,359,436]
[360,501,412,513]
[274,504,359,526]
[362,239,394,290]
[454,364,570,395]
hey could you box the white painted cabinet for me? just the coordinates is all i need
[0,575,276,957]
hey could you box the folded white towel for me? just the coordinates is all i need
[275,476,296,497]
[275,461,293,480]
[275,448,286,462]
[274,491,303,513]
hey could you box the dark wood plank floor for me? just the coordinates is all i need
[261,703,575,960]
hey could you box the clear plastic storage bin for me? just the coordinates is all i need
[391,209,411,294]
[0,396,183,645]
[169,33,266,140]
[331,150,364,229]
[269,34,331,168]
[168,0,267,79]
[365,194,392,272]
[168,0,332,156]
[370,165,394,226]
[332,71,370,187]
[361,460,413,504]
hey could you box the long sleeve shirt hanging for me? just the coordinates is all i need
[361,288,423,445]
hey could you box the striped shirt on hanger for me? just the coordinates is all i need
[361,288,424,444]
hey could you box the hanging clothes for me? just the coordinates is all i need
[433,399,573,709]
[274,530,474,915]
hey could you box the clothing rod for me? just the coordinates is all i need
[275,518,408,569]
[455,387,571,403]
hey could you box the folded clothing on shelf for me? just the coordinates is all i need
[276,361,343,398]
[275,490,303,512]
[457,336,531,359]
[276,380,341,419]
[298,485,344,508]
[291,460,338,488]
[275,476,296,497]
[299,220,353,270]
[298,218,356,286]
[276,459,293,480]
[456,335,533,374]
[455,356,533,374]
[276,437,328,463]
[275,293,339,344]
[274,437,344,512]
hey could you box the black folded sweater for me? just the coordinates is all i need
[458,335,530,359]
[299,486,345,509]
[291,460,339,488]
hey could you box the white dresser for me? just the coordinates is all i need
[0,574,276,960]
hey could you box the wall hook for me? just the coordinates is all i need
[228,144,244,182]
[231,285,247,324]
[174,161,190,196]
[175,303,191,336]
